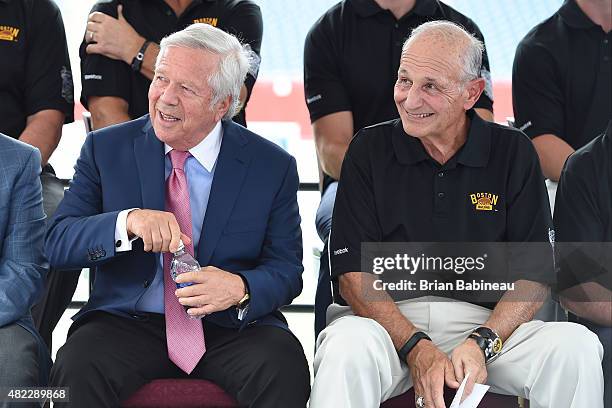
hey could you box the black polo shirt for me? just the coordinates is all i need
[512,0,612,150]
[80,0,262,127]
[554,121,612,291]
[330,110,555,307]
[304,0,494,193]
[0,0,74,139]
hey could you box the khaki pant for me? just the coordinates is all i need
[310,297,604,408]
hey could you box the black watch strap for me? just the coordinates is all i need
[397,331,431,362]
[131,40,152,72]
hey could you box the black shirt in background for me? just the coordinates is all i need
[512,0,612,150]
[304,0,494,193]
[80,0,262,127]
[554,121,612,291]
[0,0,74,139]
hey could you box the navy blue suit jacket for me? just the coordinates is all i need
[45,116,303,330]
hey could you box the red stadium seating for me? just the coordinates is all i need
[121,379,528,408]
[121,379,238,408]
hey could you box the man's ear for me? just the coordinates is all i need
[214,96,232,122]
[463,77,485,110]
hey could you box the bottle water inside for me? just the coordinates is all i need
[170,240,199,289]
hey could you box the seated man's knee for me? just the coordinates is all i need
[548,322,603,364]
[316,316,389,368]
[252,328,310,389]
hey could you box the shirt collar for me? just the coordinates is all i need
[350,0,437,18]
[558,0,597,29]
[456,110,491,168]
[164,121,222,172]
[392,110,490,168]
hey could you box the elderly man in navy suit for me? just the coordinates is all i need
[46,23,310,407]
[0,134,50,404]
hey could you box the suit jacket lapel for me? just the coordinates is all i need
[198,121,250,265]
[134,120,165,211]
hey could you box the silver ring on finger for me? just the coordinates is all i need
[416,395,426,408]
[89,31,94,41]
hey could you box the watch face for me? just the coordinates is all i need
[492,338,503,354]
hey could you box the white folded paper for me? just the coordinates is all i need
[449,373,490,408]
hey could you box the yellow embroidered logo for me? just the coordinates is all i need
[193,17,218,27]
[469,192,499,211]
[0,26,20,42]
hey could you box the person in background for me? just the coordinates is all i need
[512,0,611,184]
[80,0,262,129]
[554,121,612,408]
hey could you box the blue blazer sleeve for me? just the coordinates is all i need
[45,133,120,269]
[238,156,303,325]
[0,148,48,328]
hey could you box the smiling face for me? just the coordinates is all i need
[393,37,482,141]
[148,46,230,150]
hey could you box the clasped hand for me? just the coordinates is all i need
[407,338,487,408]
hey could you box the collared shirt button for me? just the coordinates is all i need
[438,192,445,198]
[438,172,444,178]
[394,23,399,29]
[115,239,122,248]
[604,38,609,44]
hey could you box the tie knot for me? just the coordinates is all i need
[169,150,190,170]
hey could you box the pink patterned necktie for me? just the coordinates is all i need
[163,149,206,374]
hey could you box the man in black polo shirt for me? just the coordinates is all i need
[304,0,494,336]
[310,21,604,408]
[512,0,611,183]
[304,0,493,243]
[80,0,262,129]
[554,121,612,408]
[0,0,74,206]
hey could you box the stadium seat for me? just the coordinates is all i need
[121,379,238,408]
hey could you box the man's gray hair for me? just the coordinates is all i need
[402,21,484,83]
[157,23,251,120]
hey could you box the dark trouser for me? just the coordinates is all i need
[31,165,81,350]
[50,312,310,408]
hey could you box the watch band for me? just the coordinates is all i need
[131,40,152,72]
[236,274,250,309]
[397,331,431,362]
[471,327,503,363]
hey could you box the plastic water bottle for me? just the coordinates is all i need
[170,240,199,289]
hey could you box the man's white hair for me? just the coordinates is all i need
[402,21,484,83]
[156,23,252,120]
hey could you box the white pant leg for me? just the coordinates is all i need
[310,315,411,408]
[486,321,604,408]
